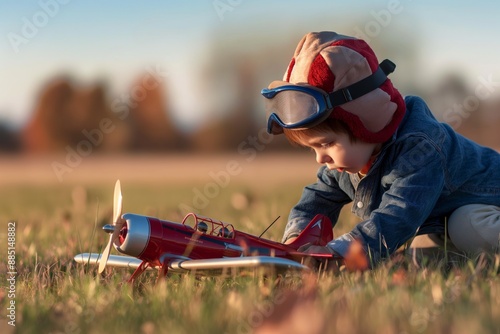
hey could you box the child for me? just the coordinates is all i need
[261,31,500,269]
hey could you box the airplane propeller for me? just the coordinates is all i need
[98,180,123,274]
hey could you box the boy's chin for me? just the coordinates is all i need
[328,167,361,174]
[339,169,359,174]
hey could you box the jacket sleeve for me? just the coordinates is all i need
[282,166,352,242]
[328,136,446,265]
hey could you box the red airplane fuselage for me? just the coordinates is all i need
[114,212,334,275]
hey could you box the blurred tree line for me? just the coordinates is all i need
[1,26,499,155]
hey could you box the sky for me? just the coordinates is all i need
[1,0,499,129]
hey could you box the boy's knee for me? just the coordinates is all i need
[448,204,500,254]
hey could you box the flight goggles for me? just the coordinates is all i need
[262,59,396,134]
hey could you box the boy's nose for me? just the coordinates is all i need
[316,151,333,165]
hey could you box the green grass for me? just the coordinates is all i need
[0,182,499,334]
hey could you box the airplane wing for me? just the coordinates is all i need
[74,253,309,274]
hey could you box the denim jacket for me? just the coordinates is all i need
[284,96,500,263]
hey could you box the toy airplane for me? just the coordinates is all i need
[74,180,340,282]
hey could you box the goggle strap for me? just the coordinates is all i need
[329,59,396,107]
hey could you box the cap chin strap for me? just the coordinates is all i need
[328,59,396,107]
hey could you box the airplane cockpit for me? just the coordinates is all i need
[182,213,235,239]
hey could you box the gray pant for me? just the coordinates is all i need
[408,204,500,261]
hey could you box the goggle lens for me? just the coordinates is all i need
[264,90,320,126]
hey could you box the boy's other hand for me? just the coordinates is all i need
[284,236,298,245]
[297,243,334,255]
[297,243,339,272]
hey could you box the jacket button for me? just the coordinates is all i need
[357,201,364,209]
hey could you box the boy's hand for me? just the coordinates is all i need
[297,243,334,255]
[297,243,340,272]
[295,240,370,272]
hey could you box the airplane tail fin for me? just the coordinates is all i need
[287,214,334,250]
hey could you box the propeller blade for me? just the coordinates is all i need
[98,180,123,274]
[113,180,122,223]
[98,232,116,274]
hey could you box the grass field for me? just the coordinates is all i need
[0,154,499,334]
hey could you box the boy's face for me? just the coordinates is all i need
[297,130,380,174]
